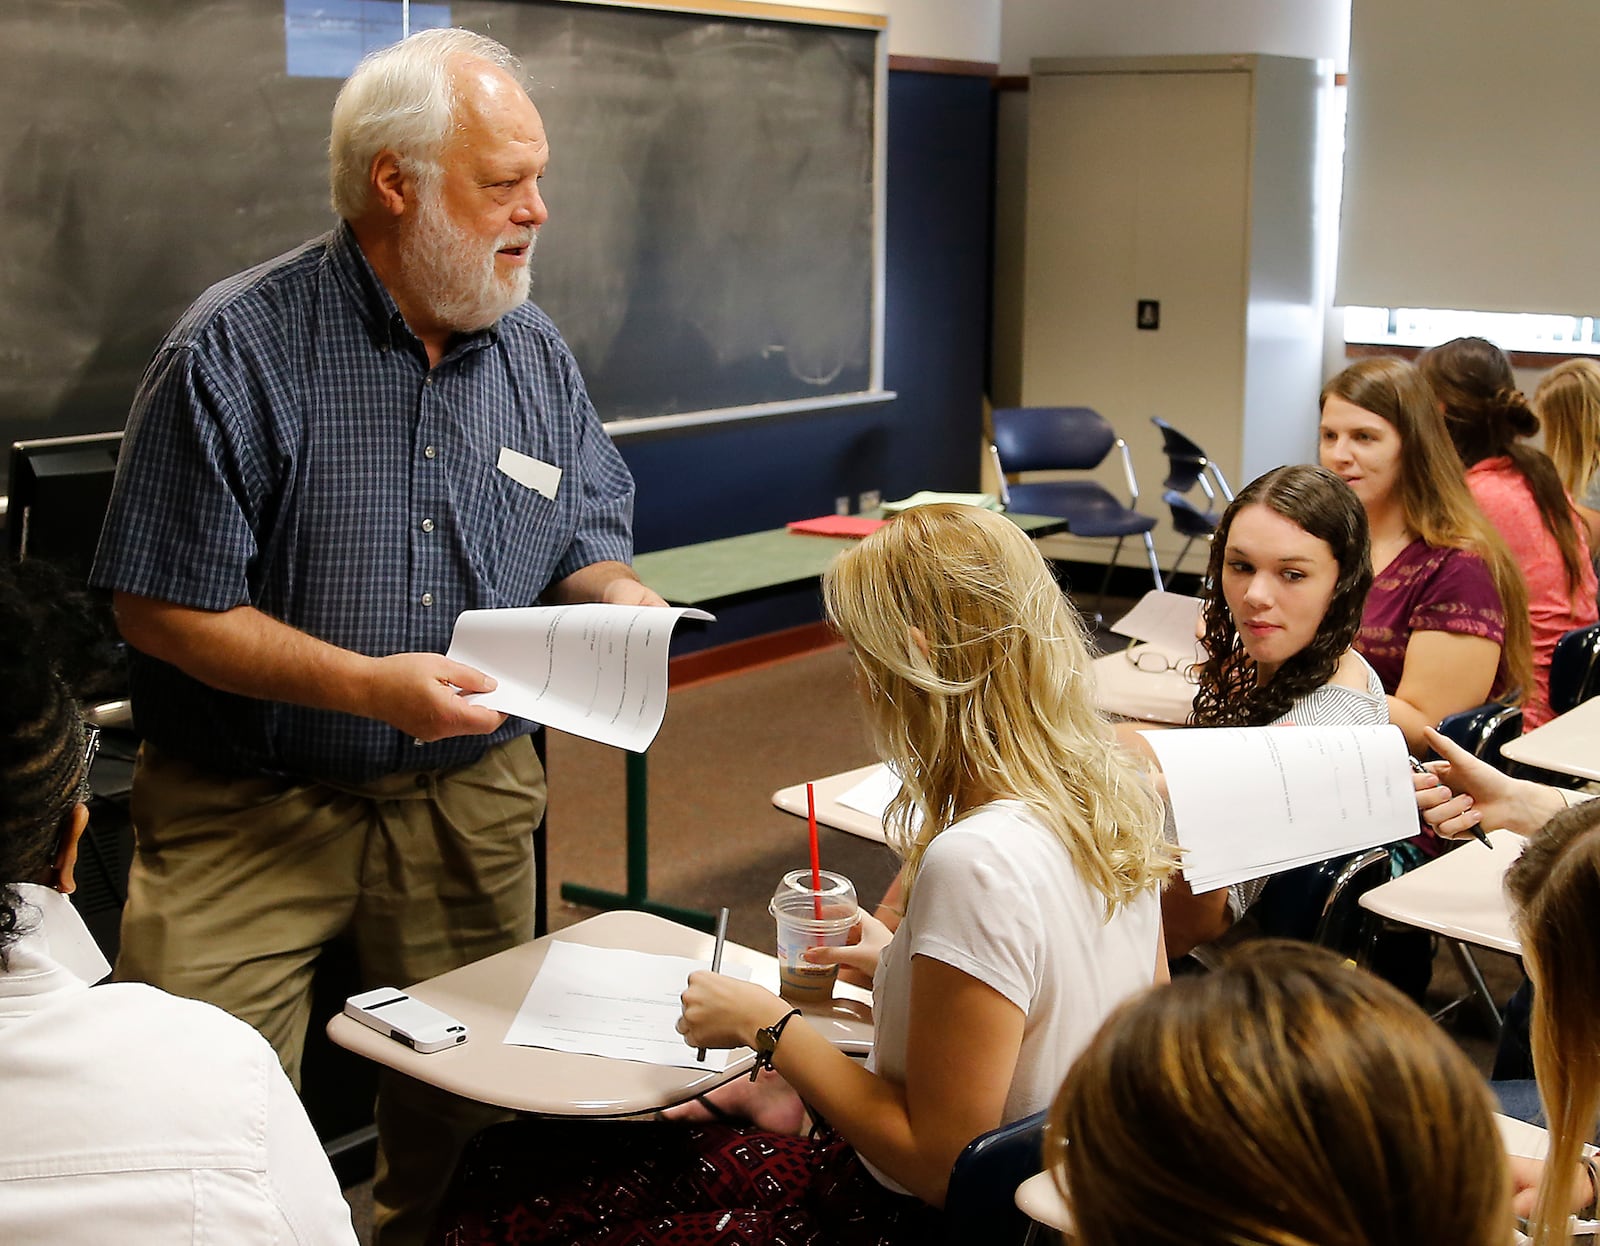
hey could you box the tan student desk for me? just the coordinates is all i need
[1358,829,1523,956]
[566,511,1071,928]
[1500,695,1600,783]
[326,910,873,1116]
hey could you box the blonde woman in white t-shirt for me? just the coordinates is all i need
[437,505,1175,1246]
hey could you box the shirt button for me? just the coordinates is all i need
[414,738,425,748]
[424,445,437,460]
[421,518,435,533]
[424,376,434,387]
[421,592,435,607]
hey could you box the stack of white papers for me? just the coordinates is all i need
[506,942,754,1071]
[836,764,900,818]
[880,491,1002,514]
[446,604,713,752]
[836,764,924,833]
[1142,724,1415,894]
[1109,590,1205,653]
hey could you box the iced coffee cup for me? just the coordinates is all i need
[770,868,858,1004]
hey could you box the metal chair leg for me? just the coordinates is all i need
[1448,940,1504,1038]
[1141,531,1165,592]
[1091,537,1127,625]
[1168,537,1197,584]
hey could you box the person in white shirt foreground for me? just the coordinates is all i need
[0,565,356,1246]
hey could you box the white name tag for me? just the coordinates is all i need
[497,447,563,501]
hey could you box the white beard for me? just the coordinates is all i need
[400,187,534,333]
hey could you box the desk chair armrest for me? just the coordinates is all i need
[988,442,1013,509]
[1114,438,1141,506]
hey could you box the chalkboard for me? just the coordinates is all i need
[0,0,884,491]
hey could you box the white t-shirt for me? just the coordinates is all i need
[863,801,1161,1192]
[0,885,357,1246]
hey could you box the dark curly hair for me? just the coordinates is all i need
[0,562,94,963]
[1190,465,1372,727]
[1418,335,1590,597]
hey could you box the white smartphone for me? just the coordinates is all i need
[344,987,469,1053]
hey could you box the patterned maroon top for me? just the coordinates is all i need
[1355,539,1507,697]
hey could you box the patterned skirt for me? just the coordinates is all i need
[435,1118,944,1246]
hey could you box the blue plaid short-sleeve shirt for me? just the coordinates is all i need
[92,224,636,783]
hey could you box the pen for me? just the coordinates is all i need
[697,906,730,1063]
[1410,754,1492,849]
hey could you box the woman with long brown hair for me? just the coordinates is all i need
[1320,356,1533,752]
[1418,337,1596,728]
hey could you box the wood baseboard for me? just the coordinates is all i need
[668,620,840,689]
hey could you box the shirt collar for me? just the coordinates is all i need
[326,220,501,361]
[6,884,112,987]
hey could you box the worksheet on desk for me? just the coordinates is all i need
[447,604,713,752]
[506,942,753,1071]
[1142,724,1415,893]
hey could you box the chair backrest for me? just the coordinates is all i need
[1251,846,1392,955]
[1150,415,1209,492]
[942,1109,1047,1245]
[1548,622,1600,716]
[1163,490,1217,539]
[992,406,1116,475]
[1433,701,1524,769]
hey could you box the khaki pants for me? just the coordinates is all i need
[116,735,545,1246]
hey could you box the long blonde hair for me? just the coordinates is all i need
[821,505,1173,916]
[1321,356,1535,706]
[1505,800,1600,1246]
[1050,942,1510,1246]
[1534,357,1600,500]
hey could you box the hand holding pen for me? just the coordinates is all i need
[1410,754,1493,849]
[697,907,730,1063]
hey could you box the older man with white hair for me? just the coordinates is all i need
[93,28,663,1244]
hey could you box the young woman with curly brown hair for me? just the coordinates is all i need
[1141,464,1387,958]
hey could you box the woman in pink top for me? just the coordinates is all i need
[1418,337,1597,728]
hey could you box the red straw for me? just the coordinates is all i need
[807,782,823,919]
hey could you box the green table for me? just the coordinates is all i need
[559,511,1069,929]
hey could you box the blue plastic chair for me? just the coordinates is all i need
[1548,621,1600,716]
[942,1109,1047,1245]
[1151,415,1235,501]
[991,406,1163,619]
[1150,417,1233,584]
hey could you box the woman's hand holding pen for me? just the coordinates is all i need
[679,973,791,1052]
[1413,725,1569,840]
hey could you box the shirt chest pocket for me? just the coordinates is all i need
[471,457,574,604]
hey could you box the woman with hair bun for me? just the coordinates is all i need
[1418,336,1596,728]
